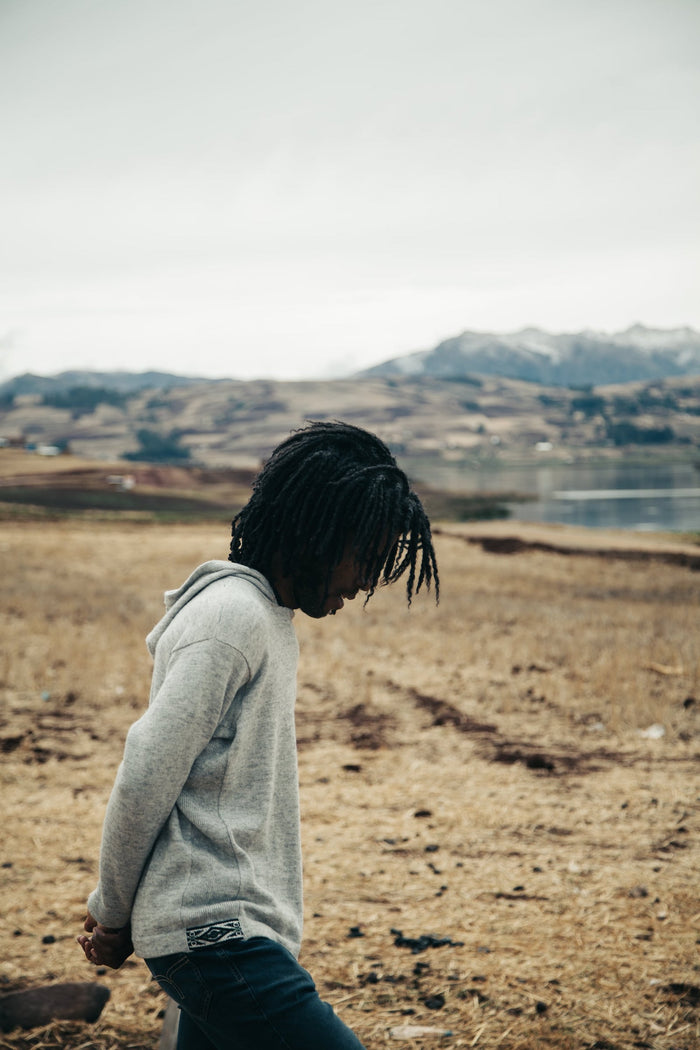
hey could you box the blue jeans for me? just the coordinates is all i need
[146,937,366,1050]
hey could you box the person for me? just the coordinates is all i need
[77,420,439,1049]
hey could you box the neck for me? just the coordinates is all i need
[268,556,296,609]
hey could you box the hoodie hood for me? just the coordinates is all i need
[146,560,281,656]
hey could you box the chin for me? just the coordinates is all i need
[297,599,330,619]
[294,585,337,619]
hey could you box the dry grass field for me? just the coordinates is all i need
[1,517,699,1049]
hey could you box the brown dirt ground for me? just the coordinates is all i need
[0,519,698,1049]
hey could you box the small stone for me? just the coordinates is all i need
[423,994,445,1010]
[629,885,649,898]
[0,982,110,1030]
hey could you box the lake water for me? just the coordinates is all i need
[435,459,700,532]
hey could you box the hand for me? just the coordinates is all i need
[77,909,134,970]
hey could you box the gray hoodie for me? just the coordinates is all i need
[87,561,301,959]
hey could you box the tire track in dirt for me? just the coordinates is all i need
[377,679,690,777]
[437,529,700,571]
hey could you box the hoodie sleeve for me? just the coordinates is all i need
[87,636,251,929]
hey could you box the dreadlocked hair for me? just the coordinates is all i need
[229,421,439,605]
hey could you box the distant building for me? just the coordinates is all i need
[106,474,135,491]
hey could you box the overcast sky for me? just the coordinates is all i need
[1,0,699,382]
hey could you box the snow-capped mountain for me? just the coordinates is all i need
[360,325,700,386]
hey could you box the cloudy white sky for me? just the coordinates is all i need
[1,0,699,381]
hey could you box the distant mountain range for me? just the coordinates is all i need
[359,325,700,386]
[1,326,699,399]
[0,369,217,397]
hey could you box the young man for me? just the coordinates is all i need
[78,421,439,1049]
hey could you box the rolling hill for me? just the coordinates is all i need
[1,371,699,478]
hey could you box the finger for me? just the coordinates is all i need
[77,938,95,963]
